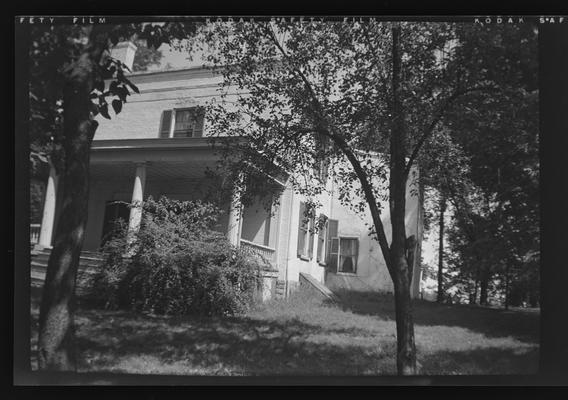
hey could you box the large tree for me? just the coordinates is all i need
[440,24,539,307]
[29,22,197,370]
[191,20,501,374]
[419,127,472,303]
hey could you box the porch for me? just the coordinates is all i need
[32,137,283,270]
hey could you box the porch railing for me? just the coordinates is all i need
[240,238,276,266]
[30,223,41,244]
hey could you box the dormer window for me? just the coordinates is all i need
[159,107,204,138]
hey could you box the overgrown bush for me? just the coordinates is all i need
[86,196,265,316]
[84,218,130,309]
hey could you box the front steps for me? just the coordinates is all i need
[30,248,103,294]
[275,280,286,299]
[299,272,340,304]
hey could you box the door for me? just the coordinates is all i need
[100,200,131,246]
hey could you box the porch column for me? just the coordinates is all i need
[128,162,147,234]
[227,176,244,247]
[38,164,58,248]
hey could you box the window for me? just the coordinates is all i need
[338,237,359,274]
[325,219,359,275]
[159,107,204,138]
[296,202,315,260]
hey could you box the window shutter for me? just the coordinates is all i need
[159,110,172,138]
[329,239,339,273]
[297,202,306,257]
[327,219,339,272]
[317,217,327,263]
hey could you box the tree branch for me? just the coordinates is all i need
[262,22,393,267]
[404,85,499,178]
[326,129,393,268]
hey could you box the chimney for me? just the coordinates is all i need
[110,41,138,72]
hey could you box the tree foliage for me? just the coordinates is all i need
[29,22,200,371]
[185,20,510,374]
[419,24,539,307]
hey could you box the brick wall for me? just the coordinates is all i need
[93,68,225,141]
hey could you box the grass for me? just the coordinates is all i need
[30,286,539,376]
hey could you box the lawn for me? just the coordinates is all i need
[30,286,539,376]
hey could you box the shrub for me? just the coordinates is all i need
[83,218,130,310]
[86,196,265,316]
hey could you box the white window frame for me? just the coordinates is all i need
[160,107,204,138]
[336,236,359,275]
[172,108,197,138]
[297,202,315,260]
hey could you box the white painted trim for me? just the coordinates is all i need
[92,136,247,151]
[240,238,276,253]
[92,137,220,151]
[135,83,222,94]
[337,236,360,275]
[169,109,176,138]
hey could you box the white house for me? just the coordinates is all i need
[32,43,423,300]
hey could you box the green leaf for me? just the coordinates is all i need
[90,102,99,116]
[121,61,132,73]
[109,81,118,94]
[116,86,128,103]
[94,79,104,93]
[125,78,140,94]
[99,103,111,119]
[112,99,123,115]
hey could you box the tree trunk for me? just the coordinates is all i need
[392,255,417,375]
[529,286,538,308]
[504,264,510,310]
[479,274,490,306]
[471,279,478,305]
[37,28,108,371]
[416,178,425,299]
[388,25,417,375]
[437,195,447,303]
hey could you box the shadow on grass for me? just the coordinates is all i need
[30,286,538,376]
[27,286,395,375]
[329,289,540,344]
[71,308,396,375]
[419,347,540,375]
